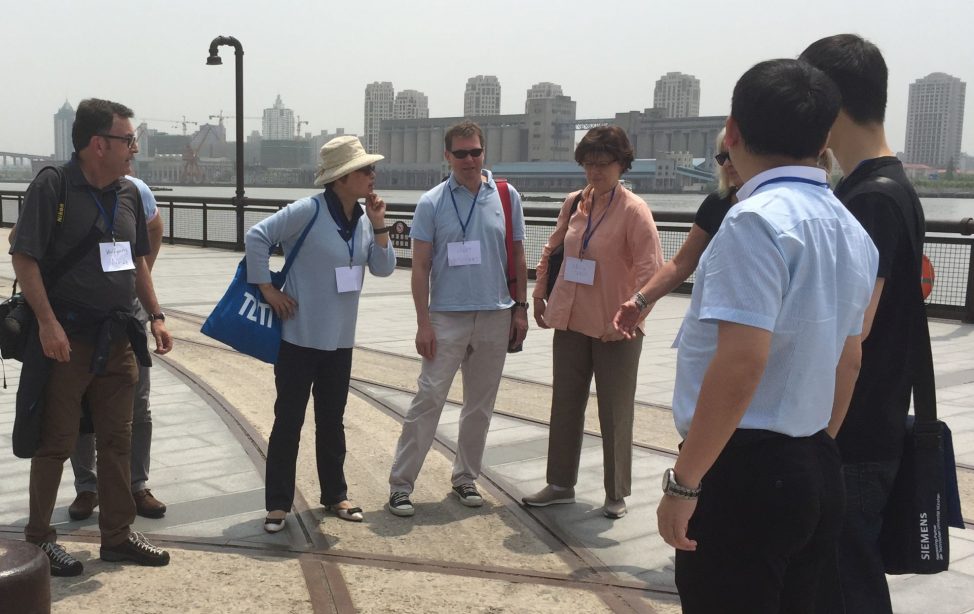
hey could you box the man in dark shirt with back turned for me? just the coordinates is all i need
[11,98,173,576]
[801,35,927,613]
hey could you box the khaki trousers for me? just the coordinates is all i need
[547,329,642,500]
[25,338,138,547]
[389,310,510,494]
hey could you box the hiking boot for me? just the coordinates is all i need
[68,491,99,520]
[100,532,170,566]
[451,483,484,507]
[38,541,84,577]
[522,485,576,507]
[388,491,415,517]
[133,489,167,518]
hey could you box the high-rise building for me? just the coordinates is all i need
[54,100,75,160]
[653,72,701,119]
[905,72,966,169]
[394,90,429,120]
[464,75,501,117]
[526,94,576,162]
[262,94,295,141]
[525,82,563,112]
[364,81,395,153]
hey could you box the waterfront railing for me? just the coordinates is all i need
[1,190,972,322]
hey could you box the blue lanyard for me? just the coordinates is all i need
[449,182,481,241]
[87,189,120,241]
[754,176,830,192]
[336,222,356,267]
[580,186,615,256]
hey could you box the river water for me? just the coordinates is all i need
[2,183,972,221]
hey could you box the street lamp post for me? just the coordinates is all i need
[206,35,246,250]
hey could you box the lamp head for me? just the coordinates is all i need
[206,54,222,65]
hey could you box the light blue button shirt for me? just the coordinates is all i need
[245,195,396,350]
[410,170,525,311]
[673,166,878,438]
[125,175,158,221]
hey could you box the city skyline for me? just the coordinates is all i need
[3,0,973,160]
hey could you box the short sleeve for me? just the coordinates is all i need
[10,168,62,261]
[697,211,787,331]
[410,194,436,243]
[844,192,897,279]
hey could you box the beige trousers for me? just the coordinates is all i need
[389,309,510,494]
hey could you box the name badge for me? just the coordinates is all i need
[335,265,364,293]
[447,240,481,266]
[564,257,596,285]
[99,241,135,272]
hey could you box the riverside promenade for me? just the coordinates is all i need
[1,235,973,613]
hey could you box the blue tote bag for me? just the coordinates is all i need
[201,198,320,363]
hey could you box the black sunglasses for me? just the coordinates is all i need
[714,152,730,166]
[99,133,137,148]
[357,165,376,175]
[450,148,483,159]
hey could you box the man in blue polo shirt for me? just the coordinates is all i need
[656,59,878,612]
[387,120,528,516]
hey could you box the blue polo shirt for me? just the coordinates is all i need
[125,175,158,222]
[673,166,878,438]
[410,170,525,311]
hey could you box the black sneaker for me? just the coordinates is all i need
[451,483,484,507]
[388,491,415,517]
[100,532,170,566]
[38,541,84,577]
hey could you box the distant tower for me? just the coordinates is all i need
[653,72,701,118]
[525,82,563,109]
[393,89,430,120]
[262,94,295,140]
[464,75,501,116]
[364,81,395,153]
[54,100,75,160]
[905,72,966,169]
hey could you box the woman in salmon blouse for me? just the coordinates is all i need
[522,126,663,519]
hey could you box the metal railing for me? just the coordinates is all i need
[2,190,972,322]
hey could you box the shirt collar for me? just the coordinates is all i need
[736,165,828,201]
[447,169,495,194]
[323,187,364,240]
[65,154,122,192]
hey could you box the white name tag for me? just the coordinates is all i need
[564,257,596,285]
[99,241,135,272]
[447,240,482,266]
[335,265,364,293]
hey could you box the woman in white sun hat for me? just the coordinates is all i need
[245,136,396,531]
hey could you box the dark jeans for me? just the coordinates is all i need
[265,341,353,512]
[675,430,844,614]
[817,459,900,614]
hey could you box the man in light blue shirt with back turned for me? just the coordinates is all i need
[387,120,528,517]
[656,59,878,613]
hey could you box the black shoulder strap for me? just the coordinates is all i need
[848,176,937,422]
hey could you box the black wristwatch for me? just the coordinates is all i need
[662,468,701,499]
[511,301,529,309]
[149,312,166,322]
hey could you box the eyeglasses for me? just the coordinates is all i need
[99,133,138,149]
[357,165,376,175]
[582,160,616,170]
[714,152,730,166]
[450,148,483,159]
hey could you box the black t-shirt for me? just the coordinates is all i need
[693,189,736,236]
[10,160,149,315]
[833,157,925,462]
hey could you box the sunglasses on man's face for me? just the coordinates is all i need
[714,152,730,166]
[450,148,483,159]
[357,165,376,175]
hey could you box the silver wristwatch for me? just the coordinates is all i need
[662,468,701,499]
[632,291,650,311]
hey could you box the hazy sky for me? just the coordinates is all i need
[3,0,972,159]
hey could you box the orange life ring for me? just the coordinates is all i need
[921,255,935,299]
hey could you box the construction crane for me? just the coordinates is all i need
[296,116,309,138]
[209,111,260,127]
[182,124,218,184]
[139,116,199,136]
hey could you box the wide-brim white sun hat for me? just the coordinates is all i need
[313,136,384,186]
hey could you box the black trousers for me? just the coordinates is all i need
[265,341,353,512]
[675,430,844,614]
